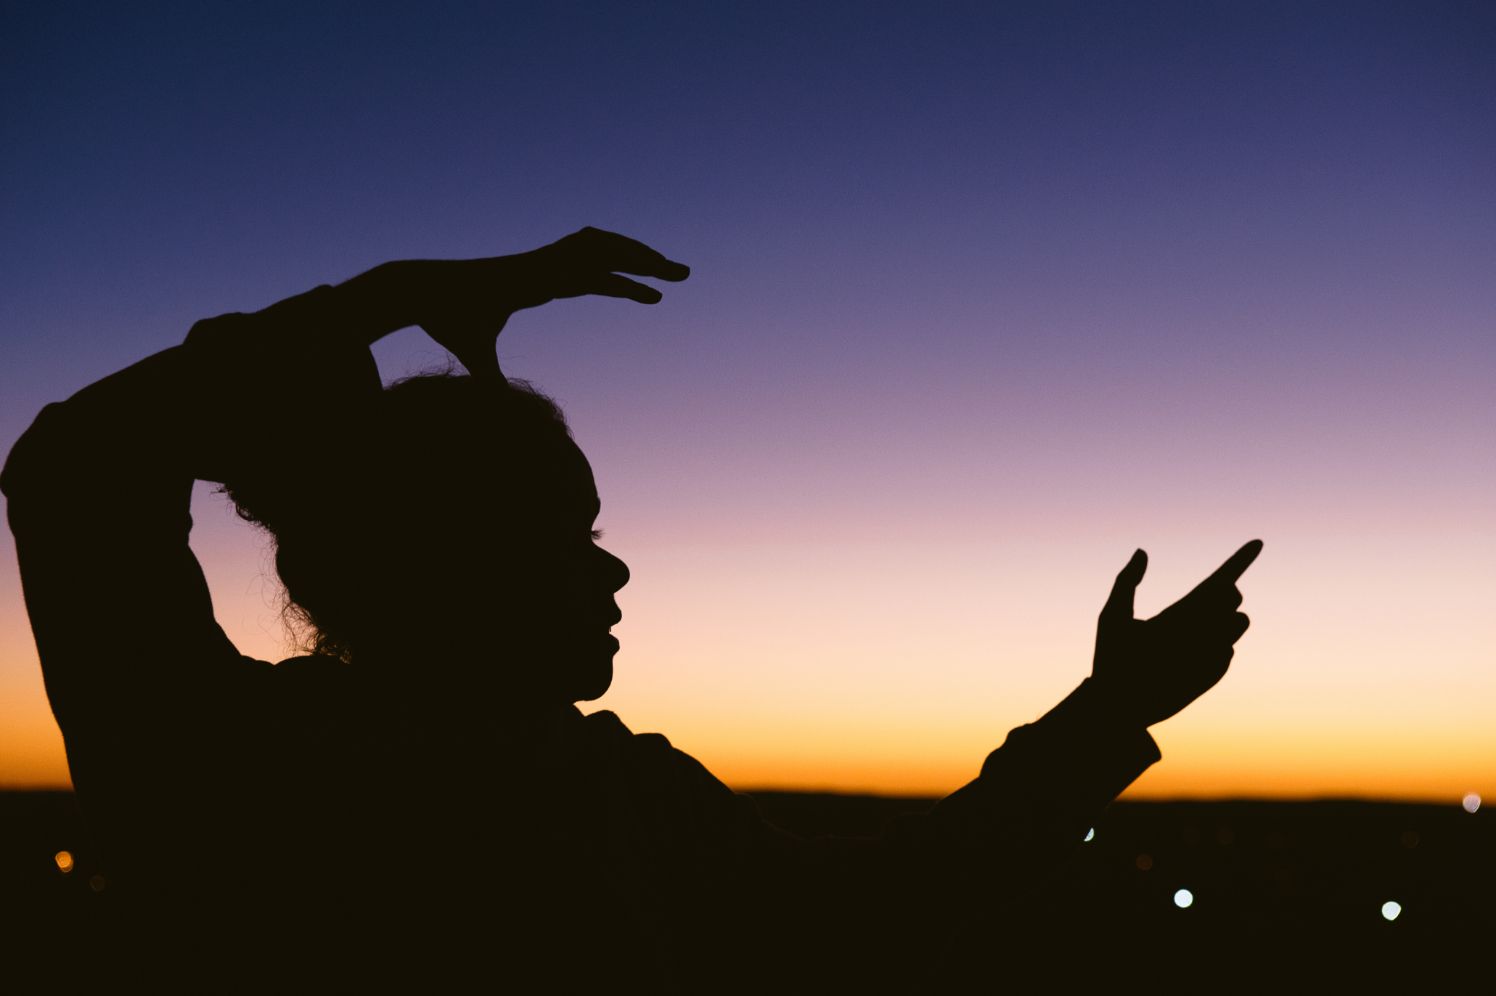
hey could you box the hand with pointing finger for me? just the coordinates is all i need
[1091,540,1263,729]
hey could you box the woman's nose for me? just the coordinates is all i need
[599,546,630,592]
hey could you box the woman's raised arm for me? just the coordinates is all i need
[0,227,687,797]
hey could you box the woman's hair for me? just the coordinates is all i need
[223,372,572,662]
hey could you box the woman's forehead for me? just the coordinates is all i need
[499,433,599,515]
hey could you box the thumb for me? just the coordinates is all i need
[1103,549,1147,624]
[424,322,506,382]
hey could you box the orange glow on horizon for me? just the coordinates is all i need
[2,458,1491,805]
[3,0,1494,826]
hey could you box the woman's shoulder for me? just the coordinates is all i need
[573,709,766,833]
[578,708,683,765]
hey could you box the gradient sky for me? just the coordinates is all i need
[3,1,1492,798]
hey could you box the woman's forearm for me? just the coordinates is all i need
[8,226,690,492]
[317,259,443,347]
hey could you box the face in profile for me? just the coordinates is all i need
[502,434,631,703]
[254,377,629,705]
[410,429,630,705]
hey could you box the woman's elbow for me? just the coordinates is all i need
[2,402,95,505]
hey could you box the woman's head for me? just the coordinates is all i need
[226,373,629,703]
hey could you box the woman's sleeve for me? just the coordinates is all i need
[606,680,1158,986]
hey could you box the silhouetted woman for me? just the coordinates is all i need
[3,228,1260,991]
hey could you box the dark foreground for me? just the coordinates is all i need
[3,790,1490,987]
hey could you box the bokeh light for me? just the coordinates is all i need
[53,850,74,874]
[1173,888,1194,909]
[1083,828,1095,843]
[1462,793,1481,814]
[1134,854,1153,871]
[1380,901,1401,922]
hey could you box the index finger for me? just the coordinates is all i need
[558,227,691,282]
[1199,539,1264,589]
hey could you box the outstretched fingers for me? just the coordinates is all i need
[554,227,691,282]
[589,272,665,304]
[1180,539,1263,607]
[1204,540,1264,587]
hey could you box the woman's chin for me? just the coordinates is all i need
[566,643,616,702]
[570,662,613,702]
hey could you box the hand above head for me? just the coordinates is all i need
[414,227,690,380]
[1090,540,1263,729]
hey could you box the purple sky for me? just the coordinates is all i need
[3,1,1493,794]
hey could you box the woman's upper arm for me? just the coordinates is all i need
[3,372,248,745]
[2,282,369,726]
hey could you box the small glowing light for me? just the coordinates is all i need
[1134,853,1153,871]
[88,874,107,893]
[1083,828,1095,842]
[1381,901,1401,922]
[1173,888,1194,909]
[54,851,75,874]
[1462,793,1481,814]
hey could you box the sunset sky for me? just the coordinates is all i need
[2,1,1492,799]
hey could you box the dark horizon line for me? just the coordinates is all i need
[1,785,1480,808]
